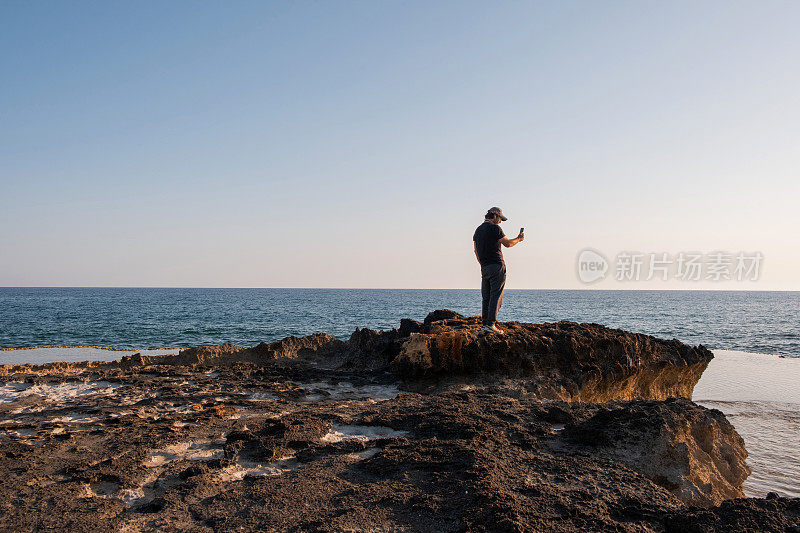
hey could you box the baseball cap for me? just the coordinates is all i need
[487,207,508,221]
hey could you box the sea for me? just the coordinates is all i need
[1,288,798,355]
[0,287,798,498]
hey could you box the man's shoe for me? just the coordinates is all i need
[490,324,505,335]
[480,325,494,334]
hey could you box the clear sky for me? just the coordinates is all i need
[2,1,799,289]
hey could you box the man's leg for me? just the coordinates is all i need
[486,264,505,325]
[495,265,506,319]
[481,266,491,326]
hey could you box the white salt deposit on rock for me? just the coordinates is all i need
[145,438,226,467]
[320,424,407,443]
[0,381,123,404]
[217,455,300,482]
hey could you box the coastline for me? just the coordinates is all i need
[0,347,180,366]
[0,315,797,531]
[694,350,800,498]
[2,344,797,498]
[2,345,798,498]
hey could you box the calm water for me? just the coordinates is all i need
[694,350,800,498]
[1,288,798,356]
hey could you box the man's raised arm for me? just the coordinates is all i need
[500,232,524,248]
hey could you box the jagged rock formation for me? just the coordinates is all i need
[558,398,750,506]
[387,310,714,401]
[103,309,713,403]
[0,311,791,532]
[120,333,345,368]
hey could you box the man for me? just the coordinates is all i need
[472,207,524,334]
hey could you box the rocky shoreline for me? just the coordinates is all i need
[0,311,797,532]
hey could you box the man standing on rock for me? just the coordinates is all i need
[473,207,524,334]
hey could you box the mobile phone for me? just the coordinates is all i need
[520,227,525,234]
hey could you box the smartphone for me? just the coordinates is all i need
[520,227,525,234]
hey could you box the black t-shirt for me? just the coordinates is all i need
[473,221,505,266]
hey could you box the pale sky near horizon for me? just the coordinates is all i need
[2,1,799,290]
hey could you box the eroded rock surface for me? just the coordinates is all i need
[556,398,750,506]
[17,310,713,404]
[664,494,800,532]
[0,312,793,532]
[387,310,714,402]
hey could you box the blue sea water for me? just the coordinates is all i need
[0,288,798,357]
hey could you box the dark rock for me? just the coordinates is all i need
[179,464,210,479]
[423,309,466,325]
[225,415,332,462]
[136,497,167,513]
[387,313,713,401]
[561,398,750,506]
[0,310,789,532]
[398,318,425,337]
[664,496,800,532]
[112,334,348,368]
